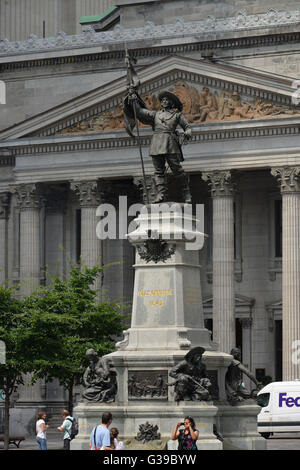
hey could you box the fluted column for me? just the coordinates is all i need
[70,180,102,295]
[202,170,236,353]
[271,166,300,380]
[11,184,43,295]
[0,193,10,285]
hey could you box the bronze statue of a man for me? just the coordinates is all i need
[127,89,192,203]
[168,347,212,402]
[225,347,261,405]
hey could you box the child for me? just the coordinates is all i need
[110,427,125,450]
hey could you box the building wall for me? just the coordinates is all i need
[0,0,115,41]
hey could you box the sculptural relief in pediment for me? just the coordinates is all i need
[57,81,299,135]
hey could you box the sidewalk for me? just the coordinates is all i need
[0,435,66,451]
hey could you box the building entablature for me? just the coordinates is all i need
[1,8,300,65]
[0,54,300,184]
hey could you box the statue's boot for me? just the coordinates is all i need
[154,176,166,203]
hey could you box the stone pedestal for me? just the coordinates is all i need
[217,402,266,450]
[72,203,265,450]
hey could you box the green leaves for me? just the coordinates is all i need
[0,263,126,404]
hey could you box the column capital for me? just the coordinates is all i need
[0,192,10,219]
[70,180,101,207]
[201,170,235,197]
[10,183,43,210]
[239,318,253,329]
[271,166,300,193]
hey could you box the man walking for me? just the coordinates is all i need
[89,412,113,450]
[58,409,73,450]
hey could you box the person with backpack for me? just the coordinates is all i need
[58,409,78,450]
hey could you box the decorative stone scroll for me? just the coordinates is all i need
[58,83,299,136]
[10,183,44,210]
[135,422,161,443]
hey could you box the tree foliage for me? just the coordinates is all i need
[22,264,126,412]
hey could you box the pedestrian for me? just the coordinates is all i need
[89,412,113,450]
[171,416,199,450]
[36,410,48,450]
[57,409,74,450]
[110,427,125,450]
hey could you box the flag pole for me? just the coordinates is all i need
[125,47,150,205]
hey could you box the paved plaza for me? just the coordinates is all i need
[1,433,300,451]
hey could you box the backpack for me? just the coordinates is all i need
[66,417,79,440]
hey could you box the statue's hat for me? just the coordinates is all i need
[185,346,205,361]
[158,91,183,111]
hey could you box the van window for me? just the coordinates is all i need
[257,393,270,407]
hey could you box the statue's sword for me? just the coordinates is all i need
[125,47,150,205]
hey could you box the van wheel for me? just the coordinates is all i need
[260,433,271,439]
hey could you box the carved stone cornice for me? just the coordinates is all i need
[201,170,235,197]
[70,180,101,207]
[0,192,10,219]
[10,183,43,210]
[271,166,300,193]
[1,9,300,59]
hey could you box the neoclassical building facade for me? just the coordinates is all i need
[1,0,300,434]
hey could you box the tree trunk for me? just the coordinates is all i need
[67,380,74,415]
[4,378,11,451]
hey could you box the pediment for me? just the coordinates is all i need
[203,294,255,318]
[0,55,299,141]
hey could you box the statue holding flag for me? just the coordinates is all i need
[123,50,192,204]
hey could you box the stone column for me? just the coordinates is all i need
[10,184,45,411]
[271,166,300,380]
[11,184,43,295]
[0,193,10,285]
[70,180,102,294]
[202,170,236,354]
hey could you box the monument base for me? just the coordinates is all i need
[217,402,266,450]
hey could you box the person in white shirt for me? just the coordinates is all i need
[110,427,125,450]
[36,411,48,450]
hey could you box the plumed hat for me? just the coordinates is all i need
[158,91,183,111]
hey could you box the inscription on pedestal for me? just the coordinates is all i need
[128,371,168,400]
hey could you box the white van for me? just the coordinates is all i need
[257,381,300,438]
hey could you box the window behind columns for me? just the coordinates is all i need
[235,319,243,361]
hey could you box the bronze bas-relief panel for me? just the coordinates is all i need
[58,81,299,135]
[128,370,168,400]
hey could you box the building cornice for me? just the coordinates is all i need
[1,8,300,68]
[1,117,300,158]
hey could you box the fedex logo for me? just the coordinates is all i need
[279,393,300,407]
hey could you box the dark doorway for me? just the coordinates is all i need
[236,318,243,361]
[275,320,282,380]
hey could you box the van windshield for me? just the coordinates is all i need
[257,393,270,407]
